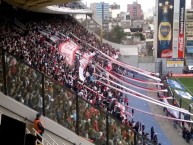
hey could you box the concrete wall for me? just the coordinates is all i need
[86,27,139,56]
[101,37,139,55]
[0,92,94,145]
[119,55,138,67]
[119,55,160,73]
[157,58,184,74]
[138,63,156,73]
[138,59,183,74]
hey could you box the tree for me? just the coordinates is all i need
[133,32,146,41]
[105,25,126,44]
[146,16,154,24]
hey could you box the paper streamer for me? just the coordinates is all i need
[97,80,191,115]
[94,73,190,114]
[77,79,193,123]
[95,50,160,81]
[70,76,193,123]
[69,33,160,81]
[111,71,164,86]
[127,105,193,123]
[70,73,190,117]
[96,64,166,92]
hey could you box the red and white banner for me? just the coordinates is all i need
[70,33,160,81]
[178,0,185,58]
[79,52,94,69]
[79,52,95,81]
[79,67,85,82]
[59,39,79,66]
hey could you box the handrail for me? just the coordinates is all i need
[0,104,74,145]
[26,128,31,134]
[46,133,59,145]
[28,127,59,145]
[33,128,52,145]
[0,110,2,124]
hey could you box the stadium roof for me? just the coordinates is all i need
[4,0,77,10]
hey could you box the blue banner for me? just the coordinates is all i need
[167,79,185,90]
[174,90,193,100]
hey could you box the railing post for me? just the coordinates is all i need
[180,98,182,108]
[2,49,7,95]
[160,60,162,77]
[106,113,109,145]
[179,98,182,127]
[189,104,191,113]
[42,74,45,116]
[76,95,79,135]
[86,14,87,28]
[134,132,137,145]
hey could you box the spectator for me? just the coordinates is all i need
[151,126,154,141]
[33,113,45,144]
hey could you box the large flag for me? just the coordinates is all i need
[79,67,85,82]
[59,39,80,66]
[79,52,95,81]
[79,52,95,69]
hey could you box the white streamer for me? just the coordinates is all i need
[96,64,166,92]
[112,71,164,86]
[97,80,191,116]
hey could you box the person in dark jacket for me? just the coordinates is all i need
[151,126,154,141]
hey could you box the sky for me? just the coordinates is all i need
[82,0,191,12]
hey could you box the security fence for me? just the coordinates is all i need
[0,49,155,145]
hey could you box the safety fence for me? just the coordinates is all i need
[0,49,156,145]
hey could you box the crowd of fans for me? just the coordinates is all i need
[55,2,84,9]
[0,8,161,145]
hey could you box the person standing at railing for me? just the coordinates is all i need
[33,113,45,145]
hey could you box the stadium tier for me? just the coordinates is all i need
[0,1,192,145]
[0,3,159,145]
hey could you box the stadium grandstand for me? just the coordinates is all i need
[0,1,193,145]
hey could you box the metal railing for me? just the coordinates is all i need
[46,133,59,145]
[165,79,192,129]
[26,128,52,145]
[0,49,155,145]
[33,128,52,145]
[0,108,66,145]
